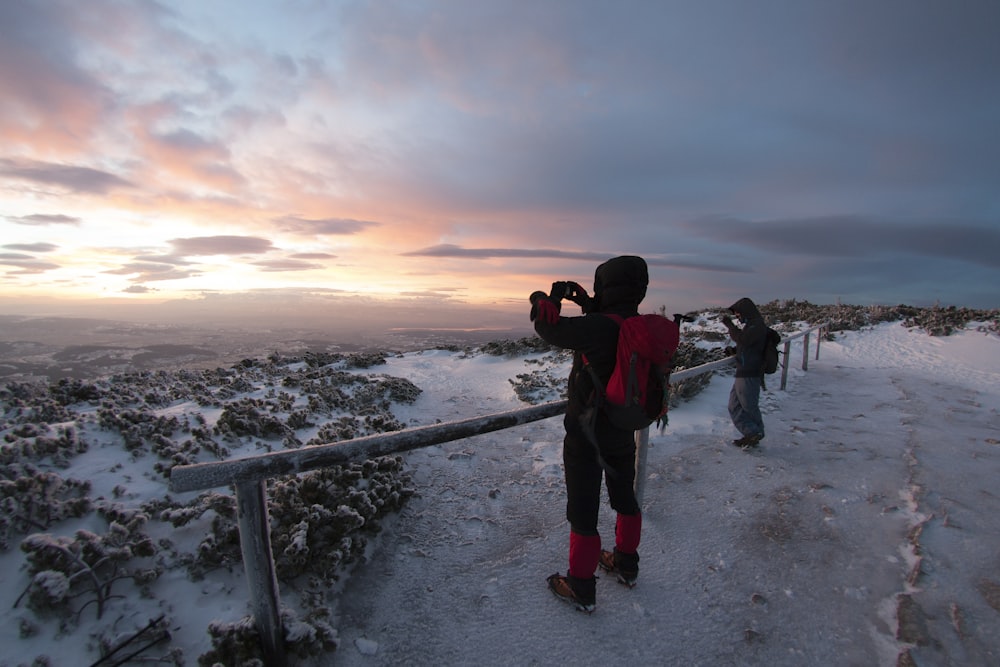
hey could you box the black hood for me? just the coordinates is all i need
[729,297,763,322]
[593,255,648,312]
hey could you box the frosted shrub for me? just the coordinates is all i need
[510,370,565,404]
[0,471,92,550]
[2,425,87,468]
[214,398,291,440]
[267,457,413,583]
[344,351,388,368]
[198,606,338,666]
[155,459,414,585]
[18,513,158,621]
[199,614,264,667]
[48,379,103,405]
[479,336,556,357]
[29,570,70,607]
[157,492,241,578]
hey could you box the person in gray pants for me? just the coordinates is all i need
[722,297,767,448]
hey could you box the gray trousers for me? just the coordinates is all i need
[728,376,764,437]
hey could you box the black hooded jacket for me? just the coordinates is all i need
[532,256,648,445]
[725,297,768,378]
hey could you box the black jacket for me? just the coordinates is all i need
[725,297,767,378]
[532,256,648,447]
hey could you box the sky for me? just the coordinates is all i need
[2,318,999,665]
[1,0,999,333]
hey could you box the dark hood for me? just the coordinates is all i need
[593,255,648,312]
[729,297,763,322]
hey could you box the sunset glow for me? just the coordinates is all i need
[2,1,998,332]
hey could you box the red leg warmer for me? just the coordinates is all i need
[568,531,601,579]
[615,513,642,554]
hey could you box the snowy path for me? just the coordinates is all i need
[330,327,1000,666]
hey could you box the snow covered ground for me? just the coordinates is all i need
[2,319,999,666]
[333,322,1000,667]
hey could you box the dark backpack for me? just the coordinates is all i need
[762,327,782,374]
[585,313,681,430]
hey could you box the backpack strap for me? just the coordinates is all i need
[580,313,626,401]
[578,314,628,478]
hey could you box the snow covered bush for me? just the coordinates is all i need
[17,511,158,622]
[344,351,388,368]
[155,491,242,579]
[754,299,999,336]
[267,456,413,583]
[0,470,92,550]
[215,398,292,440]
[479,336,557,358]
[154,457,414,587]
[197,605,338,666]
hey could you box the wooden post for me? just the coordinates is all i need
[815,326,823,360]
[235,479,286,667]
[802,332,810,372]
[780,340,792,390]
[634,427,650,505]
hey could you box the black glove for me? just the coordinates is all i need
[549,281,569,301]
[721,315,733,328]
[529,291,560,324]
[563,281,595,312]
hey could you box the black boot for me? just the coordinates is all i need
[598,548,639,587]
[546,573,596,612]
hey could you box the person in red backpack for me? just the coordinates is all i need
[529,255,649,613]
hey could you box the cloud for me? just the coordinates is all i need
[0,256,61,273]
[403,244,609,261]
[103,261,201,283]
[0,158,132,194]
[403,244,751,273]
[3,243,59,252]
[686,216,1000,269]
[133,268,202,283]
[276,216,380,235]
[132,254,196,266]
[0,2,114,151]
[139,127,244,191]
[168,236,274,256]
[104,262,185,276]
[122,285,156,294]
[398,288,466,299]
[252,259,325,272]
[6,213,81,226]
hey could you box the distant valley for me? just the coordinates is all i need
[0,315,532,381]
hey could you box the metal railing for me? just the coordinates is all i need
[168,321,830,665]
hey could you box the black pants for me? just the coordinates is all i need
[562,411,639,535]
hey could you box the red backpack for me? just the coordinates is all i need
[585,313,681,430]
